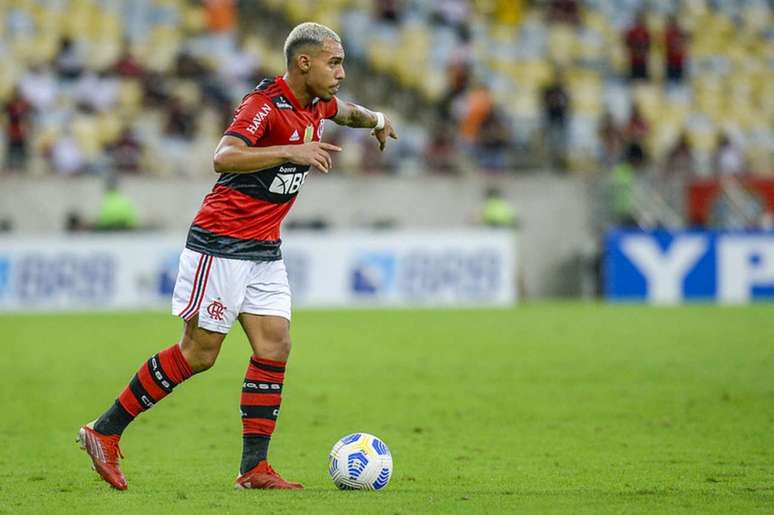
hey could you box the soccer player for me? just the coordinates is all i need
[77,22,397,490]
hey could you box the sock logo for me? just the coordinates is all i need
[151,357,172,390]
[243,382,282,391]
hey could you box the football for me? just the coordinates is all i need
[328,433,393,490]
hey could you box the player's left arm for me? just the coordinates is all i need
[332,98,398,151]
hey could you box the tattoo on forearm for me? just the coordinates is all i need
[343,102,377,129]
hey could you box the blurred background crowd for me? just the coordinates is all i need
[0,0,772,231]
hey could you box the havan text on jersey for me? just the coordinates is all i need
[247,103,272,135]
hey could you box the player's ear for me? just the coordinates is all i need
[297,53,311,73]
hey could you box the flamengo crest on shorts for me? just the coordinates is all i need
[206,299,226,321]
[172,249,292,333]
[185,76,338,261]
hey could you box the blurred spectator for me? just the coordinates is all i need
[424,124,459,174]
[164,99,198,176]
[204,0,238,60]
[109,128,144,174]
[438,31,474,121]
[624,104,649,162]
[548,0,580,25]
[142,71,170,108]
[375,0,402,23]
[54,37,85,80]
[205,0,237,33]
[542,71,570,169]
[608,144,645,227]
[3,87,32,173]
[664,16,688,84]
[18,64,58,112]
[48,129,85,176]
[478,111,512,171]
[661,132,695,221]
[624,13,651,81]
[175,51,209,81]
[713,133,746,177]
[218,35,262,95]
[598,112,624,169]
[112,43,145,78]
[481,187,517,228]
[74,70,119,112]
[458,84,494,147]
[663,132,695,177]
[165,99,197,141]
[95,175,138,231]
[431,0,471,34]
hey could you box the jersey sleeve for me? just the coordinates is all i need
[224,93,275,146]
[319,96,339,119]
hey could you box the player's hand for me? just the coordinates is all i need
[287,142,342,173]
[371,116,398,151]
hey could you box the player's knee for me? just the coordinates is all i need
[278,335,292,358]
[180,324,223,373]
[188,347,219,372]
[263,330,292,361]
[268,335,291,361]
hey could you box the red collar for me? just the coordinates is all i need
[276,76,314,111]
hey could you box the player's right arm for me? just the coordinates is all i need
[213,137,341,174]
[213,92,341,174]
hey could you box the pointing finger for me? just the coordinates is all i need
[319,143,343,152]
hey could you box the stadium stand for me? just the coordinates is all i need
[0,0,771,223]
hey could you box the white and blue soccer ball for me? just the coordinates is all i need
[328,433,393,491]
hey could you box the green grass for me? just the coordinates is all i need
[0,304,773,514]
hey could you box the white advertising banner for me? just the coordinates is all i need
[0,230,516,311]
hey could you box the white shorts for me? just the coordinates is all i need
[171,248,291,333]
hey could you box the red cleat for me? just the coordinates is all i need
[235,461,304,490]
[77,422,128,490]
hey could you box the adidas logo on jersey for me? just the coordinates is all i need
[269,171,309,195]
[289,130,300,142]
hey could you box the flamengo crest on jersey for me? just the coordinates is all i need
[185,76,338,261]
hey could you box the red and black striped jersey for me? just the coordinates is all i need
[186,76,338,260]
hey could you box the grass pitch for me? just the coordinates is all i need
[0,304,772,514]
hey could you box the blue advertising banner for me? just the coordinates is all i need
[0,231,517,311]
[605,230,774,303]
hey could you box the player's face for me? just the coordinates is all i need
[309,39,346,100]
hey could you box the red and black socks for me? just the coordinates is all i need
[94,343,194,436]
[240,357,286,474]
